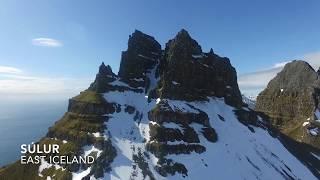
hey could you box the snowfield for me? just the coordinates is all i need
[62,66,318,180]
[71,87,318,180]
[40,84,318,179]
[165,98,316,180]
[101,90,163,180]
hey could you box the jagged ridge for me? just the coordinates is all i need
[0,31,319,180]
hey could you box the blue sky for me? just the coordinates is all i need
[0,0,320,97]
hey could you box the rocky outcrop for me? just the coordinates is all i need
[68,90,117,115]
[256,60,320,148]
[89,62,144,93]
[146,99,217,176]
[157,29,242,107]
[89,62,117,93]
[68,99,115,115]
[117,29,242,107]
[118,30,162,88]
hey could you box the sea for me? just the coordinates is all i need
[0,96,68,167]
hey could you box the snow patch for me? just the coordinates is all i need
[166,100,199,113]
[309,128,319,136]
[303,122,310,127]
[172,81,180,85]
[133,78,144,82]
[83,145,102,158]
[192,54,206,58]
[162,122,184,132]
[38,158,52,177]
[102,90,164,179]
[72,167,91,180]
[138,54,155,61]
[38,158,65,177]
[310,152,320,160]
[145,61,159,94]
[156,98,161,104]
[315,109,320,120]
[92,132,101,137]
[110,79,130,88]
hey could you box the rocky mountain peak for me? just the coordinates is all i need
[88,30,243,107]
[164,29,202,62]
[99,62,115,77]
[127,30,161,53]
[177,28,189,36]
[174,29,194,44]
[88,62,117,93]
[157,30,242,107]
[118,30,161,87]
[256,60,320,149]
[265,60,319,92]
[209,48,214,54]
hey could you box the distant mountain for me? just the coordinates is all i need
[256,60,320,176]
[256,60,320,137]
[242,95,256,109]
[0,31,318,180]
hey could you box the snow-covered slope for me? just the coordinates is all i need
[70,30,318,180]
[70,81,316,180]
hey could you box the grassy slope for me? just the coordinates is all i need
[0,91,105,180]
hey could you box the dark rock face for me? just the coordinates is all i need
[256,60,320,147]
[118,30,162,88]
[119,29,242,106]
[89,62,144,93]
[164,29,202,62]
[89,63,117,93]
[146,100,217,175]
[68,99,116,115]
[99,62,115,76]
[157,29,242,107]
[91,29,242,107]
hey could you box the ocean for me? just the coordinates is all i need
[0,97,68,167]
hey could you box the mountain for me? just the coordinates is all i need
[255,60,320,176]
[0,31,318,180]
[256,60,320,141]
[242,95,256,109]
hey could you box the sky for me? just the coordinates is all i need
[0,0,320,99]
